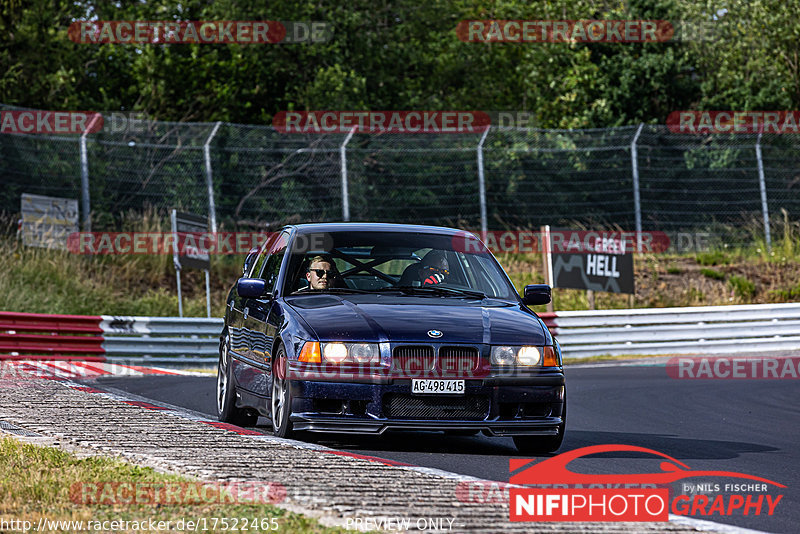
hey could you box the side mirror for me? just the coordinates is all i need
[237,278,271,299]
[522,284,551,305]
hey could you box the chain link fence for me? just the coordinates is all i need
[2,103,799,249]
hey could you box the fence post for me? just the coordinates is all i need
[203,121,222,233]
[477,126,491,242]
[755,131,771,251]
[630,123,644,252]
[339,127,356,221]
[79,114,102,232]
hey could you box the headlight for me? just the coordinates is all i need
[322,342,348,363]
[517,346,541,365]
[491,346,517,365]
[491,345,558,367]
[320,342,380,364]
[350,343,377,363]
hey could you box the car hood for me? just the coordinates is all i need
[285,294,549,345]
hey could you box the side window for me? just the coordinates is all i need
[257,232,289,292]
[248,233,279,278]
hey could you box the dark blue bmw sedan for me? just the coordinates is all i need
[217,223,565,453]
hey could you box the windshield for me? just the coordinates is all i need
[284,230,517,300]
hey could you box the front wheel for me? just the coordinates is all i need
[270,346,295,438]
[217,333,258,426]
[513,399,566,454]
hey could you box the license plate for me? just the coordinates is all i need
[411,379,465,395]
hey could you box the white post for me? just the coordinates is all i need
[204,121,222,233]
[541,225,554,313]
[340,127,356,221]
[204,270,211,318]
[79,113,103,232]
[477,126,491,242]
[630,123,644,253]
[755,131,771,251]
[171,210,183,317]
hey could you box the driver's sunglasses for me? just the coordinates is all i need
[309,268,334,278]
[424,266,449,276]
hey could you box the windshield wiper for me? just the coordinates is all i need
[373,286,486,299]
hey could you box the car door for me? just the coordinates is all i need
[229,234,277,393]
[228,240,272,361]
[239,231,289,396]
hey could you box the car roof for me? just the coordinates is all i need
[288,222,466,236]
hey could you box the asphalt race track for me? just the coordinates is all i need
[91,360,799,533]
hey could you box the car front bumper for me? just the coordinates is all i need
[288,375,565,436]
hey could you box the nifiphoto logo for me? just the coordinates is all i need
[507,445,785,523]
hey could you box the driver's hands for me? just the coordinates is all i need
[423,272,445,285]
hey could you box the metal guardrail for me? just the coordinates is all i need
[3,304,800,363]
[549,303,800,358]
[0,312,222,364]
[101,315,223,363]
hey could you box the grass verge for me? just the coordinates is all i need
[0,437,347,533]
[2,210,800,315]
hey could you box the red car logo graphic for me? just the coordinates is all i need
[510,444,785,487]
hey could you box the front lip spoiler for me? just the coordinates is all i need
[290,415,563,436]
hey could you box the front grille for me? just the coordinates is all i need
[439,346,479,374]
[383,394,489,420]
[392,345,435,372]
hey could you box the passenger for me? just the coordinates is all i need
[418,251,449,286]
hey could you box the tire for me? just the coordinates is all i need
[513,398,566,455]
[270,345,295,438]
[217,332,258,426]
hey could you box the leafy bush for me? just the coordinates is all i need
[728,275,756,299]
[700,268,725,280]
[696,251,730,266]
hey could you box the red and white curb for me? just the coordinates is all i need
[0,365,766,534]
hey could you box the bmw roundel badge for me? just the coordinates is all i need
[427,329,443,338]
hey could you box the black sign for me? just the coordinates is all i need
[173,211,210,271]
[551,235,635,294]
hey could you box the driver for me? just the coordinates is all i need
[419,251,449,286]
[305,255,336,290]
